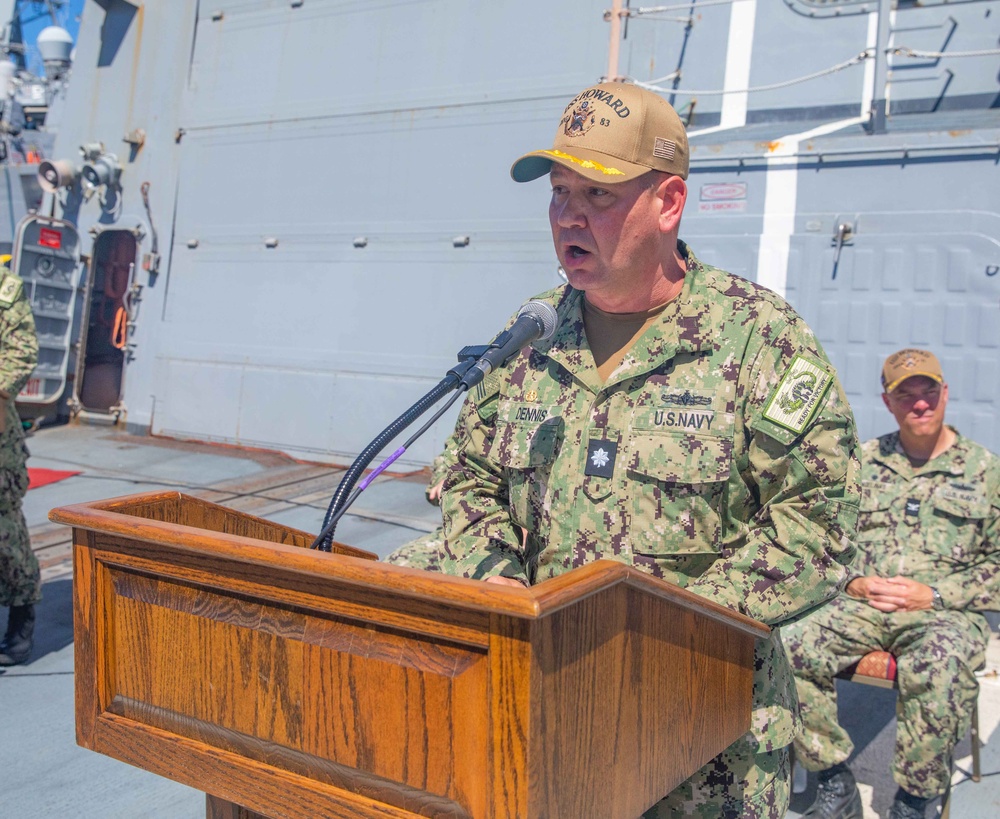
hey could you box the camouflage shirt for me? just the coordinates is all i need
[0,268,38,451]
[441,243,861,749]
[427,416,469,504]
[856,430,1000,611]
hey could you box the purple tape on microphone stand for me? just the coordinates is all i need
[358,446,406,491]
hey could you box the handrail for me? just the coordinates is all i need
[690,140,1000,167]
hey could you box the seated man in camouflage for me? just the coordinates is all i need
[784,348,1000,819]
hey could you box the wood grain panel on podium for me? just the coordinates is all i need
[53,491,768,819]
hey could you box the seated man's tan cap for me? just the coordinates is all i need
[510,81,690,184]
[881,348,945,393]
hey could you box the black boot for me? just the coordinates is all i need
[0,604,36,666]
[888,787,931,819]
[803,762,864,819]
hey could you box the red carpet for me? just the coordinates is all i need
[28,468,82,490]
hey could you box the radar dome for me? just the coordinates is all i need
[37,26,73,79]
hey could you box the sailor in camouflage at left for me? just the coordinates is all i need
[0,262,41,666]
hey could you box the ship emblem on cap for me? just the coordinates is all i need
[564,101,597,137]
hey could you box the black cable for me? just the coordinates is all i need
[951,768,1000,784]
[309,388,465,550]
[311,373,463,551]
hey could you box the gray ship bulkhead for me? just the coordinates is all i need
[32,0,1000,461]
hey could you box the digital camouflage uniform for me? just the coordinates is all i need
[0,267,41,608]
[785,429,1000,799]
[441,243,862,818]
[382,418,466,571]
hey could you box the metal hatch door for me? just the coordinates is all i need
[11,214,82,424]
[72,229,139,422]
[783,214,1000,453]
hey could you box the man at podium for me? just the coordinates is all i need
[437,82,862,817]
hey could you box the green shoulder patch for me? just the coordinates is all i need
[0,272,21,308]
[762,353,833,435]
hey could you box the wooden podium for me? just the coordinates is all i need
[50,491,769,819]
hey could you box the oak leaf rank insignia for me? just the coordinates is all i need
[585,439,617,478]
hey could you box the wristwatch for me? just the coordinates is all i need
[931,587,944,611]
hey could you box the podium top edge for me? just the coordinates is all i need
[49,491,545,618]
[49,491,770,636]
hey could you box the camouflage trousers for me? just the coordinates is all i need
[0,441,41,607]
[783,594,987,799]
[640,737,788,818]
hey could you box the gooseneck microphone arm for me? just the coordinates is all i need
[310,385,467,551]
[311,369,468,551]
[310,301,557,552]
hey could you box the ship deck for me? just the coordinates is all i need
[1,423,997,818]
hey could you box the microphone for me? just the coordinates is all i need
[313,298,557,550]
[459,301,558,389]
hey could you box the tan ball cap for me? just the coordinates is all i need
[510,82,690,184]
[881,348,945,393]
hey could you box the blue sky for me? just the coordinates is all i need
[18,0,85,72]
[19,0,84,41]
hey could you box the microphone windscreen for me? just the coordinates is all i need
[517,301,558,341]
